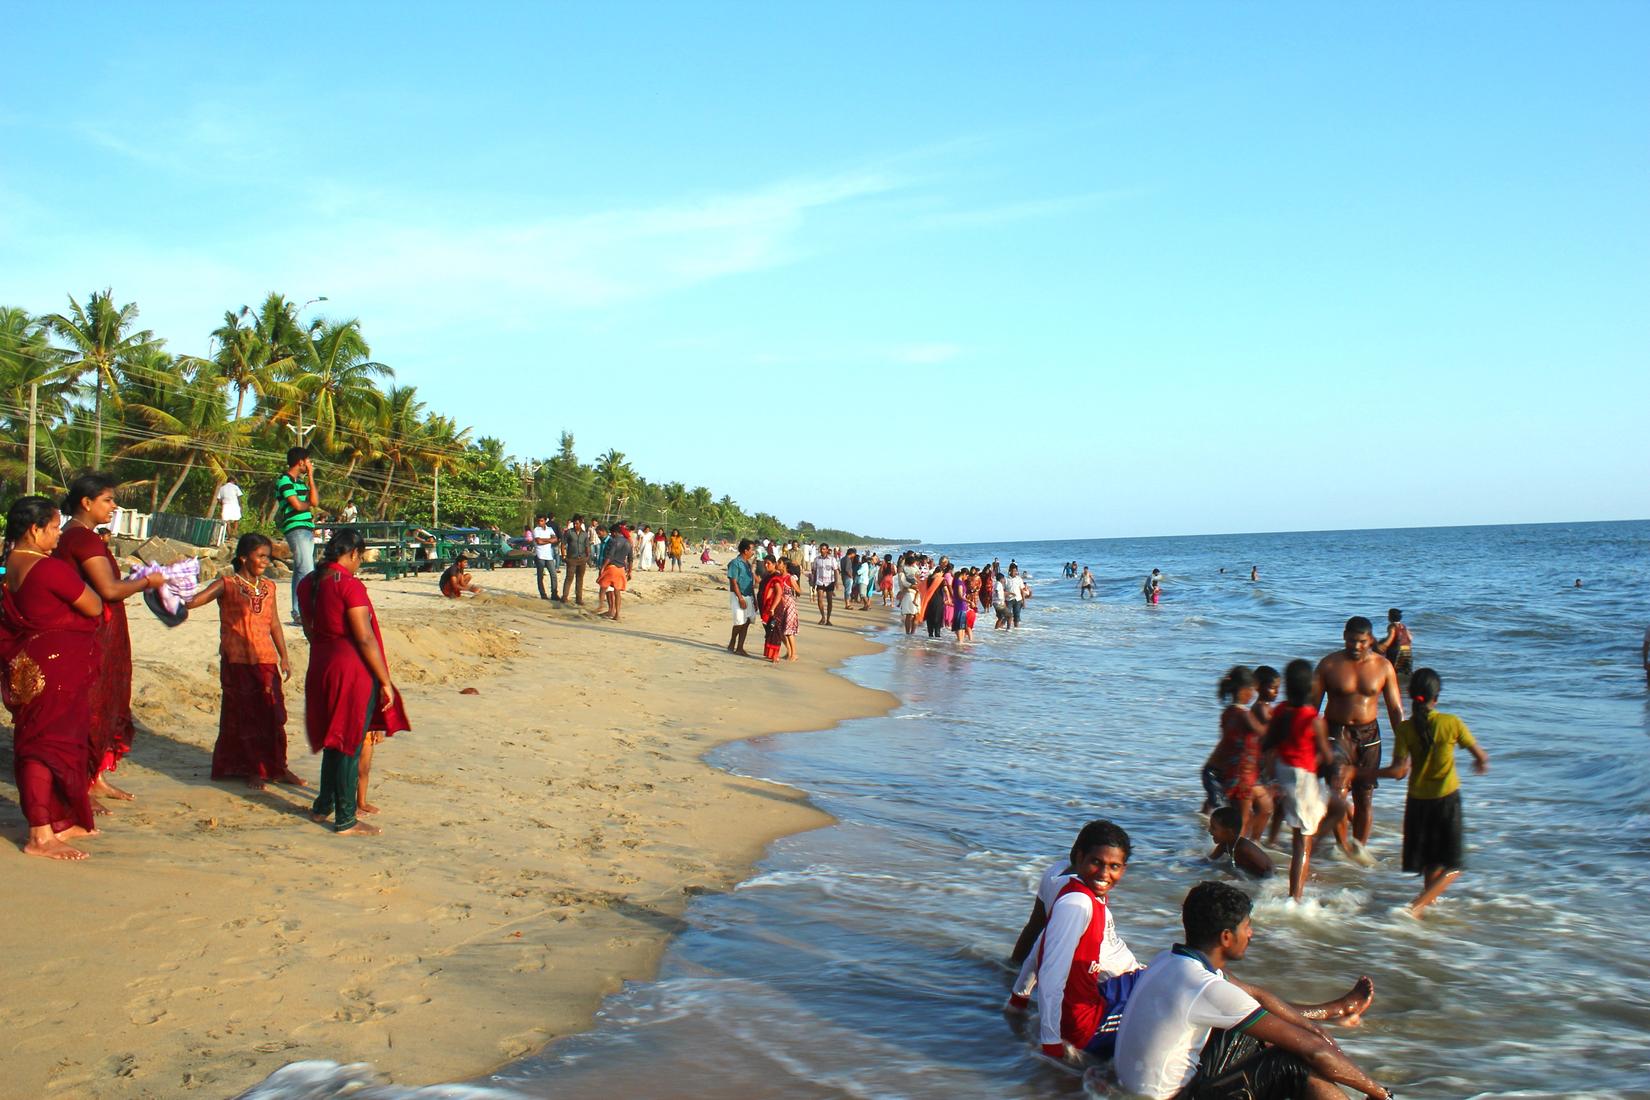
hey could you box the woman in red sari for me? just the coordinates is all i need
[297,529,409,835]
[184,533,304,790]
[53,473,164,803]
[759,558,799,663]
[1,496,105,860]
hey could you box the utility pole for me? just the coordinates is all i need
[25,382,37,495]
[432,465,440,529]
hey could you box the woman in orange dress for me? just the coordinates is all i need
[185,534,304,790]
[53,473,165,803]
[0,496,104,860]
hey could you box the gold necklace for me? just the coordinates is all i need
[9,547,49,558]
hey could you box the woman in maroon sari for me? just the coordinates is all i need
[1,497,105,860]
[298,529,409,836]
[53,473,164,803]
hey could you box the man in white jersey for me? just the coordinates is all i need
[1004,821,1144,1061]
[1115,881,1388,1100]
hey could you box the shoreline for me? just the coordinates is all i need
[0,560,897,1097]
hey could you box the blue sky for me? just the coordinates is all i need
[2,2,1645,541]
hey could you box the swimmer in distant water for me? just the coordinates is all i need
[1250,565,1258,582]
[1375,608,1413,677]
[1078,566,1095,599]
[1207,805,1274,879]
[1143,568,1162,605]
[1574,578,1583,588]
[1378,667,1489,917]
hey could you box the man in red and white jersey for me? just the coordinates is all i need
[1011,820,1146,1061]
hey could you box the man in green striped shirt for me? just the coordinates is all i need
[277,446,319,623]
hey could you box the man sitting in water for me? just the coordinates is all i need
[1114,881,1389,1100]
[1004,821,1145,1061]
[1310,616,1405,853]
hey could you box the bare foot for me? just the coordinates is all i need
[786,655,799,662]
[276,770,309,788]
[54,825,100,840]
[309,811,330,824]
[1331,976,1376,1026]
[245,778,267,791]
[91,777,134,801]
[358,801,381,814]
[24,836,88,860]
[336,821,381,836]
[92,801,112,816]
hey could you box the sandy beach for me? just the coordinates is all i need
[0,558,895,1098]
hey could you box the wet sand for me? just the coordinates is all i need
[0,558,894,1097]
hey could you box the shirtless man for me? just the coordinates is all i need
[1309,616,1404,851]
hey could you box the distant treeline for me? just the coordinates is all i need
[0,290,885,543]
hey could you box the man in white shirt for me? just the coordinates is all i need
[215,477,243,538]
[531,514,560,601]
[810,543,838,625]
[1115,882,1389,1100]
[1002,563,1027,628]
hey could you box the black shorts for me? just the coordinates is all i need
[1329,720,1381,792]
[1183,1027,1309,1100]
[1402,790,1464,873]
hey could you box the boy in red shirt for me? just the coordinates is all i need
[1261,660,1347,901]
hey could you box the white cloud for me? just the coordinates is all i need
[0,168,904,346]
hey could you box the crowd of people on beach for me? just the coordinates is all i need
[2,467,411,859]
[999,609,1490,1099]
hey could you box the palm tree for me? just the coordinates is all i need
[594,448,636,519]
[46,289,155,466]
[115,357,245,511]
[0,307,72,492]
[291,318,391,450]
[371,384,425,517]
[212,306,297,421]
[420,412,473,528]
[661,481,688,522]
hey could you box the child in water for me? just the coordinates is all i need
[1207,805,1274,878]
[1262,659,1348,901]
[1379,667,1489,917]
[1200,666,1274,839]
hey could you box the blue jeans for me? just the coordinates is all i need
[287,527,315,620]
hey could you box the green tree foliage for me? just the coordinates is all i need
[0,291,898,543]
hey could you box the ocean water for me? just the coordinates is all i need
[250,522,1650,1100]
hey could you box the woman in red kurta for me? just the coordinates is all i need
[1,496,105,860]
[185,533,304,789]
[297,529,408,835]
[53,473,164,803]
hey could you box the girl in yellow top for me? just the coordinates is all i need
[1378,667,1489,917]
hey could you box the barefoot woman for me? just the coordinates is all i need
[0,497,105,860]
[297,530,408,836]
[54,473,164,802]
